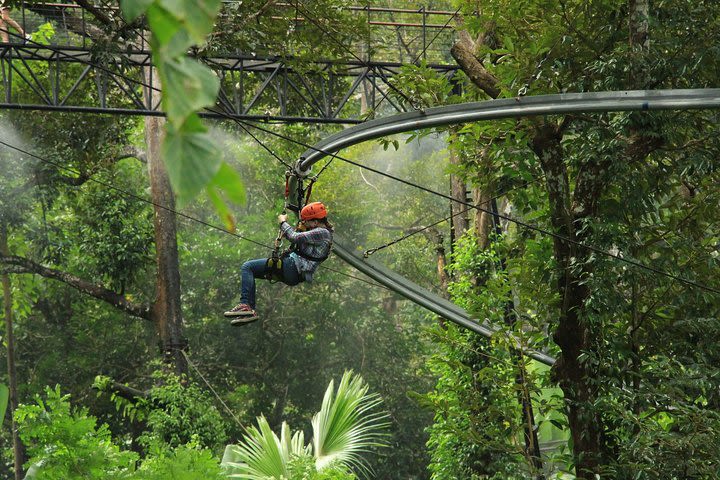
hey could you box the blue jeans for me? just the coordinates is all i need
[240,256,301,309]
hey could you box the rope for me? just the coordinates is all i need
[363,206,472,257]
[181,350,246,430]
[215,90,293,169]
[363,178,543,257]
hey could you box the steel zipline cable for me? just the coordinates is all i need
[230,120,720,297]
[362,178,543,257]
[0,139,390,291]
[8,31,720,296]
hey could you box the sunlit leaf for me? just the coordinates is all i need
[210,162,246,205]
[157,56,219,124]
[158,0,222,43]
[206,185,235,233]
[120,0,153,22]
[162,114,221,207]
[146,3,187,53]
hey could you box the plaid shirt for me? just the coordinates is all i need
[280,222,333,282]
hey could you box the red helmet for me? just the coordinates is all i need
[301,202,328,221]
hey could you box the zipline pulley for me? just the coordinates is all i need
[284,170,305,214]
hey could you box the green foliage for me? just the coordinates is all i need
[96,369,228,453]
[424,236,545,479]
[134,441,226,480]
[16,386,230,479]
[286,455,355,480]
[0,384,8,428]
[17,386,139,479]
[222,371,388,479]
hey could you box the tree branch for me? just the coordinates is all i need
[73,0,114,27]
[104,381,149,401]
[0,254,152,321]
[26,5,104,40]
[451,37,500,99]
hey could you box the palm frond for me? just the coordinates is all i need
[221,415,291,479]
[312,371,390,476]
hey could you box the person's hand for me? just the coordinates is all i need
[278,214,288,224]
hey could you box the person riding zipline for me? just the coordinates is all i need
[224,201,334,325]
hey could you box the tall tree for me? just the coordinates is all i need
[1,224,26,480]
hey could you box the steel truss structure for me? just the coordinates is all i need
[0,2,459,124]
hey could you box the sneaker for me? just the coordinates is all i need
[230,314,259,326]
[223,303,256,318]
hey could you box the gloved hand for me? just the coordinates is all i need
[278,214,288,224]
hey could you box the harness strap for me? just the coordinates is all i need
[264,256,284,282]
[291,241,332,262]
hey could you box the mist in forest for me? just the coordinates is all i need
[0,121,35,225]
[0,121,31,177]
[348,131,451,221]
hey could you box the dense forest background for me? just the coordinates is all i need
[2,0,720,479]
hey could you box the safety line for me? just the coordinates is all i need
[181,350,246,430]
[363,205,473,257]
[0,139,388,291]
[363,178,543,256]
[234,120,720,296]
[215,89,293,170]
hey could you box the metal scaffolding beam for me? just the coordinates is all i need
[0,2,458,123]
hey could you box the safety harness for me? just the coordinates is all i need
[263,170,332,281]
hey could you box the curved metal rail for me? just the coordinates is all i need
[305,90,720,364]
[297,89,720,172]
[333,237,556,366]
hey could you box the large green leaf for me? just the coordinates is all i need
[162,115,221,207]
[158,0,222,44]
[157,56,220,125]
[221,416,290,479]
[312,371,389,475]
[210,162,246,205]
[120,0,154,22]
[0,384,8,426]
[223,372,387,479]
[206,163,246,232]
[147,4,193,58]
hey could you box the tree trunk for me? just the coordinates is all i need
[473,187,494,250]
[449,131,469,241]
[1,225,26,480]
[143,67,188,376]
[532,123,604,478]
[629,0,649,51]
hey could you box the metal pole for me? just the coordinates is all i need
[421,7,426,62]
